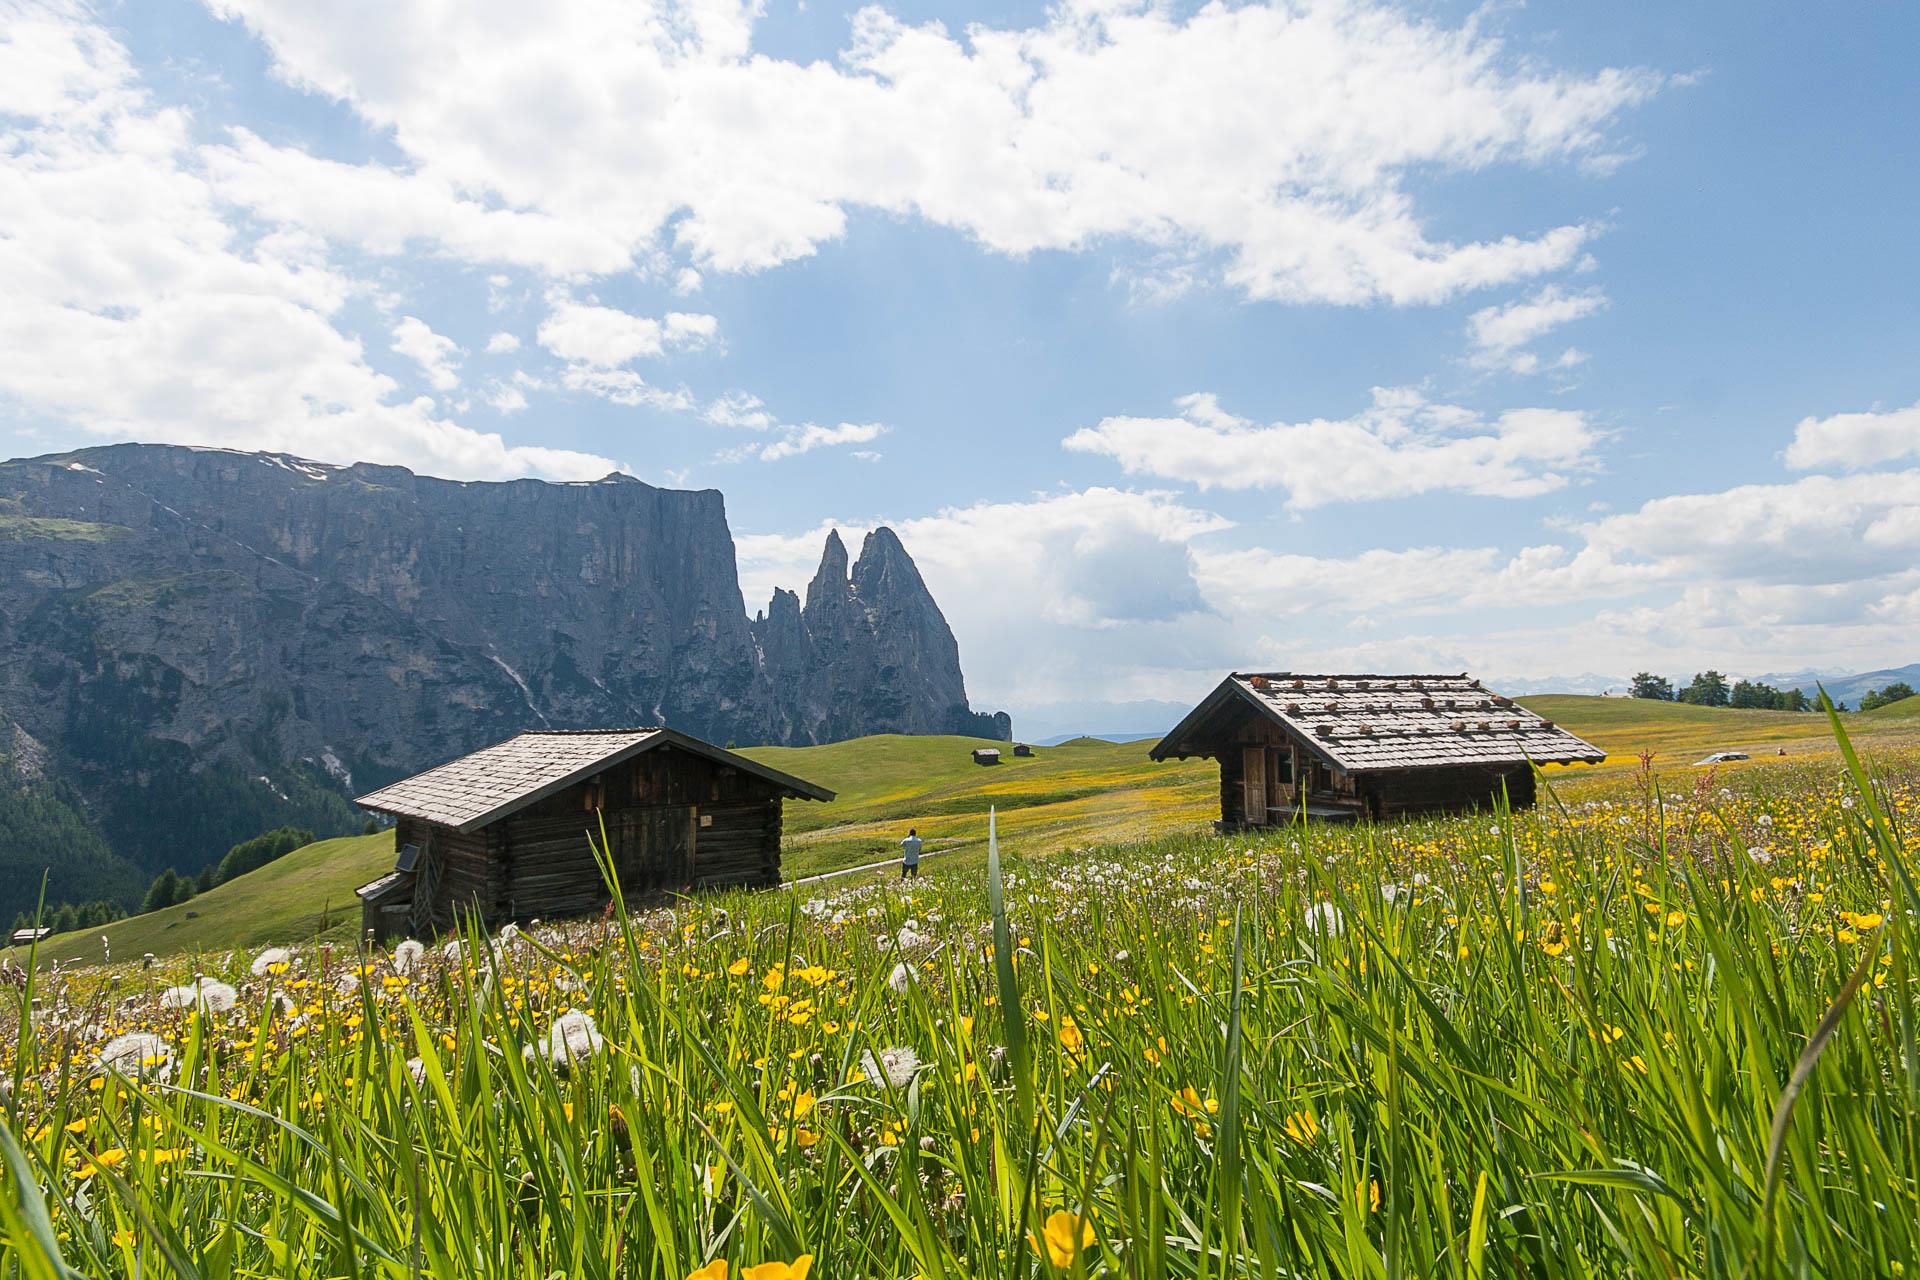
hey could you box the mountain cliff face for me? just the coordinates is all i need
[754,529,1010,745]
[0,444,1005,901]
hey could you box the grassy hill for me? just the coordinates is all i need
[19,833,391,968]
[17,694,1920,965]
[1521,694,1920,773]
[739,734,1215,877]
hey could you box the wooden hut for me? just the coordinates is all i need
[1151,673,1603,828]
[354,728,834,942]
[1012,743,1034,758]
[971,748,1002,766]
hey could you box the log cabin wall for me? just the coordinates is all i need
[694,797,783,889]
[480,744,788,922]
[1360,764,1534,818]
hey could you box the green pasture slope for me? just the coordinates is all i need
[19,833,392,968]
[1524,692,1920,774]
[739,734,1216,877]
[16,695,1920,965]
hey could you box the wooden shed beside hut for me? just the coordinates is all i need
[1151,673,1603,828]
[354,728,833,942]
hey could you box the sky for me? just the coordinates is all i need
[3,0,1918,739]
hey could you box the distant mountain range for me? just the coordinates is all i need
[1754,664,1920,708]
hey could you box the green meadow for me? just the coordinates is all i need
[1,709,1916,1276]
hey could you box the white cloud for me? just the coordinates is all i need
[390,314,461,390]
[1783,399,1920,471]
[752,421,887,462]
[557,365,695,411]
[1575,468,1920,586]
[0,5,612,482]
[664,311,719,348]
[202,0,1660,305]
[485,331,520,353]
[482,381,528,413]
[704,390,775,430]
[1064,388,1601,507]
[537,297,666,366]
[1466,285,1606,373]
[201,127,633,276]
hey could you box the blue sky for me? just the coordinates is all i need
[3,0,1918,737]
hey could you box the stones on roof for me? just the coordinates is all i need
[357,730,664,831]
[355,727,834,831]
[1226,672,1605,772]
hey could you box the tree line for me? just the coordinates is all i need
[1629,671,1915,712]
[13,824,320,938]
[137,825,319,911]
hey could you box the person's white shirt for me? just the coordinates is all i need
[900,834,923,865]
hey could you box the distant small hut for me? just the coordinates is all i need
[972,748,1002,766]
[1012,743,1034,758]
[9,927,51,947]
[1152,672,1603,828]
[354,728,834,942]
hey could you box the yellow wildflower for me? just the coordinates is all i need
[1029,1211,1094,1268]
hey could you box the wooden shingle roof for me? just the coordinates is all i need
[1151,673,1605,772]
[356,728,834,832]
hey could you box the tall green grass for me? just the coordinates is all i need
[0,722,1915,1277]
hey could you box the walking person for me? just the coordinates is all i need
[900,827,922,879]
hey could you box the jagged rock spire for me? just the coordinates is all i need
[750,524,1009,745]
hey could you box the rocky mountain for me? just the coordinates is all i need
[754,528,1010,745]
[0,443,1004,909]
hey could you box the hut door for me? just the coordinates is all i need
[637,804,696,891]
[1241,746,1268,826]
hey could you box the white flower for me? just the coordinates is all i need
[888,962,913,993]
[859,1045,921,1089]
[545,1009,604,1063]
[1381,884,1404,906]
[160,978,238,1013]
[1304,902,1345,937]
[249,946,292,977]
[98,1032,171,1077]
[441,939,466,963]
[405,1056,428,1086]
[392,939,426,975]
[497,923,523,946]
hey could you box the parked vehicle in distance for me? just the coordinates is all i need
[1694,750,1752,765]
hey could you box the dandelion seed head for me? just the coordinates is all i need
[393,939,426,975]
[859,1045,921,1089]
[545,1008,605,1063]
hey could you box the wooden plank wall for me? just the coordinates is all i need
[695,798,782,889]
[1361,764,1535,817]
